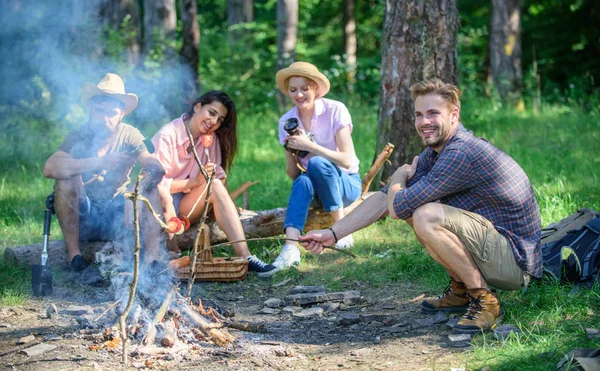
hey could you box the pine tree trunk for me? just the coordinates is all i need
[180,0,200,98]
[99,0,141,65]
[143,0,177,56]
[343,0,357,89]
[276,0,298,111]
[490,0,523,107]
[375,0,459,186]
[228,0,254,42]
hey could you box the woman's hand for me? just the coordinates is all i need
[285,128,314,152]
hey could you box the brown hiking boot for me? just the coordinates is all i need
[453,288,504,333]
[421,278,469,314]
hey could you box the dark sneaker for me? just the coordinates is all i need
[453,288,504,333]
[70,254,89,272]
[421,278,469,314]
[247,256,279,278]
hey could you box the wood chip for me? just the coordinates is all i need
[19,343,57,357]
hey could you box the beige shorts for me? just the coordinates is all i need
[442,205,530,290]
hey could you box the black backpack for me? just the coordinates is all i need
[541,216,600,284]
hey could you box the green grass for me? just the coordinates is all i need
[0,98,599,369]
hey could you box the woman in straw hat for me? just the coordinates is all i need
[268,61,361,276]
[151,90,277,276]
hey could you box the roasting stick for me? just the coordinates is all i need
[186,134,214,219]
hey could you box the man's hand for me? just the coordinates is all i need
[298,229,336,255]
[389,156,419,187]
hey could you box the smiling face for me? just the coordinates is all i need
[287,76,318,112]
[414,94,460,152]
[191,101,228,136]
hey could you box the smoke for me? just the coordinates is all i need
[0,0,197,162]
[0,0,189,329]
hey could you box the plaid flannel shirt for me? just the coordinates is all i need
[381,124,542,278]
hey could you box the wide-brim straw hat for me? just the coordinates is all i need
[81,73,138,113]
[276,61,330,98]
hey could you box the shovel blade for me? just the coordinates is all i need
[32,265,53,297]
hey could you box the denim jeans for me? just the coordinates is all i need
[284,156,361,233]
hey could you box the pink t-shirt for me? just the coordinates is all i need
[278,98,359,174]
[152,116,226,195]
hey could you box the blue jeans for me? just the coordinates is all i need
[284,156,361,233]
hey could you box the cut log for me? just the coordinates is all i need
[5,144,394,267]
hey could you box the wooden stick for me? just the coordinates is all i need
[123,191,167,229]
[119,173,144,365]
[228,320,268,333]
[142,287,176,346]
[229,180,260,201]
[361,143,394,195]
[93,299,121,322]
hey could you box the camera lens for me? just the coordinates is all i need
[283,118,299,134]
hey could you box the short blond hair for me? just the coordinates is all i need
[409,78,462,112]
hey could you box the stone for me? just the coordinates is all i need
[46,304,58,319]
[320,302,340,312]
[282,306,303,313]
[293,307,324,318]
[289,286,327,294]
[448,333,471,348]
[60,305,93,316]
[44,335,63,341]
[493,324,521,341]
[264,298,285,309]
[285,290,362,306]
[259,307,281,315]
[19,343,57,357]
[416,311,448,327]
[585,328,599,339]
[382,318,396,326]
[17,335,36,345]
[446,318,460,329]
[0,323,11,328]
[337,313,360,326]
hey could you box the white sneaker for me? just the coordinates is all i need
[335,234,354,249]
[272,245,301,269]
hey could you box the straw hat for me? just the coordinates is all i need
[276,61,330,98]
[81,73,138,113]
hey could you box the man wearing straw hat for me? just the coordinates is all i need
[44,73,165,279]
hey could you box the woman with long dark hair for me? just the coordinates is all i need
[152,91,276,274]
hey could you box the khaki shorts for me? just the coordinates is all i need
[442,205,530,290]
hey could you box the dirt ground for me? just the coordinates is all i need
[0,271,471,371]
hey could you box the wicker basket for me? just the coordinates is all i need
[174,224,248,282]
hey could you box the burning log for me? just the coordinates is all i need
[4,143,394,266]
[142,287,176,346]
[177,299,234,347]
[160,331,176,348]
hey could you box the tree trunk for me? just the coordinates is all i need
[227,0,253,42]
[99,0,141,64]
[343,0,357,89]
[276,0,298,111]
[490,0,523,108]
[143,0,177,56]
[375,0,459,186]
[180,0,200,99]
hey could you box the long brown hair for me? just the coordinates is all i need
[183,91,238,173]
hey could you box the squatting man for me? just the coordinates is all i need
[299,78,542,333]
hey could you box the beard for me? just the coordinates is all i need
[419,122,454,150]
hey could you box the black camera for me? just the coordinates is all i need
[283,118,309,158]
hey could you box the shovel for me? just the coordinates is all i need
[32,196,54,297]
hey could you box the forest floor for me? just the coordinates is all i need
[0,269,474,371]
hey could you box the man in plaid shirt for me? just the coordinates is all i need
[299,78,542,333]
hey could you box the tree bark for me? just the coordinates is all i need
[343,0,357,89]
[375,0,459,186]
[276,0,298,111]
[180,0,200,98]
[228,0,253,43]
[99,0,141,64]
[490,0,523,107]
[143,0,177,56]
